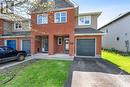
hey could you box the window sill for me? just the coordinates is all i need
[54,22,67,24]
[37,23,48,25]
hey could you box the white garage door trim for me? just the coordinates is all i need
[75,38,97,57]
[20,39,30,50]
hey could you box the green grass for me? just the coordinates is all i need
[102,50,130,73]
[1,60,72,87]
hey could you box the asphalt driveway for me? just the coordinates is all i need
[65,57,130,87]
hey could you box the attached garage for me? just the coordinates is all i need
[75,28,103,57]
[76,39,96,56]
[6,40,16,49]
[21,40,31,54]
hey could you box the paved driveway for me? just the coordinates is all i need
[65,57,130,87]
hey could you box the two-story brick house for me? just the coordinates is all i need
[31,0,103,57]
[0,13,31,54]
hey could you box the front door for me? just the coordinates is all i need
[42,38,48,52]
[64,38,69,54]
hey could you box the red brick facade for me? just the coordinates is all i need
[0,19,4,46]
[0,2,102,57]
[31,8,75,56]
[75,35,102,55]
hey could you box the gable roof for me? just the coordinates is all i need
[98,11,130,30]
[30,0,78,13]
[0,13,29,21]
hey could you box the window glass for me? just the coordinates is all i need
[37,14,48,24]
[55,12,67,23]
[58,37,62,45]
[37,15,43,24]
[78,16,91,25]
[15,22,22,29]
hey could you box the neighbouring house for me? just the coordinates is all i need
[99,11,130,53]
[0,13,31,54]
[30,0,103,57]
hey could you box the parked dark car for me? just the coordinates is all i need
[0,46,27,63]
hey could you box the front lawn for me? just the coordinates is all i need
[102,50,130,73]
[0,60,72,87]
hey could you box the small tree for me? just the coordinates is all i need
[0,0,55,37]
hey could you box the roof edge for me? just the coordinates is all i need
[98,11,130,30]
[79,12,102,17]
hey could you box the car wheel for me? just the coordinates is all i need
[18,54,25,61]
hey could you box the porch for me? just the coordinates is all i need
[31,35,75,56]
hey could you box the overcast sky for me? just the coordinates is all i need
[75,0,130,28]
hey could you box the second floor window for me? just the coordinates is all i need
[78,16,91,25]
[37,14,48,24]
[15,22,22,29]
[55,12,67,23]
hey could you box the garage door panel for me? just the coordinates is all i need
[22,40,31,54]
[7,40,16,49]
[77,39,95,56]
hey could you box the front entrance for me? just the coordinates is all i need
[64,37,69,54]
[42,37,48,52]
[54,36,69,54]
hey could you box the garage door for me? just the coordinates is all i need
[77,39,95,56]
[7,40,16,49]
[22,40,31,54]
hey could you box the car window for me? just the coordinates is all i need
[0,48,4,52]
[7,47,15,52]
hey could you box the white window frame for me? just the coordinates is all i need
[48,0,54,2]
[78,16,91,25]
[14,21,22,30]
[58,37,62,45]
[54,11,67,23]
[37,14,48,24]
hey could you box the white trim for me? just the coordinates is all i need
[75,38,97,57]
[14,21,22,30]
[21,40,22,50]
[0,35,31,38]
[54,11,67,23]
[78,16,91,26]
[21,39,31,51]
[75,33,105,36]
[58,37,62,45]
[42,38,48,52]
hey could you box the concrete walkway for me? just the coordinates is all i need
[65,57,130,87]
[71,71,130,87]
[30,53,74,61]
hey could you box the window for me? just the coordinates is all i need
[106,29,108,33]
[116,37,120,41]
[58,37,62,45]
[37,14,48,24]
[48,0,54,2]
[15,22,22,29]
[55,12,67,23]
[78,16,91,25]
